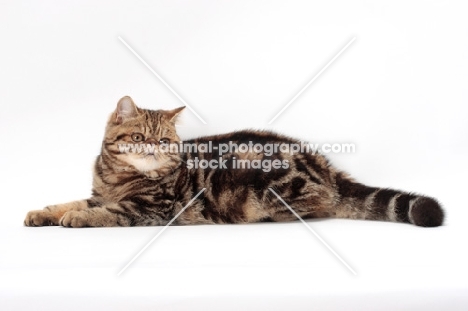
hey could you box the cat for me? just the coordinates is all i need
[24,96,444,228]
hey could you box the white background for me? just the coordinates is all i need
[1,0,467,310]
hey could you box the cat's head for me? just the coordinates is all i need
[102,96,185,177]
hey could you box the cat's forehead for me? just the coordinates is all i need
[134,109,176,135]
[139,109,170,125]
[140,108,161,120]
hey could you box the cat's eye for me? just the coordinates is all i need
[131,133,145,142]
[159,138,170,145]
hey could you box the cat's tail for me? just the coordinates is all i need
[334,172,444,227]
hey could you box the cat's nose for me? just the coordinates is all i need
[145,139,157,144]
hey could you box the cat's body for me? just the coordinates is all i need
[24,96,444,228]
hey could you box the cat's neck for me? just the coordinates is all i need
[97,154,178,182]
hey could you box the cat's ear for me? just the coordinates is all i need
[114,96,139,123]
[165,106,185,123]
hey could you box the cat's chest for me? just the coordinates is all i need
[95,171,176,202]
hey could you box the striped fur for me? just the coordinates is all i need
[24,96,444,228]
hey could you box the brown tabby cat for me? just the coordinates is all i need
[24,96,444,228]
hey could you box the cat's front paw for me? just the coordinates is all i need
[59,210,90,228]
[24,210,59,226]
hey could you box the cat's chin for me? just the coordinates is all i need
[125,155,167,173]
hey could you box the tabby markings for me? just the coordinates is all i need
[118,188,206,276]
